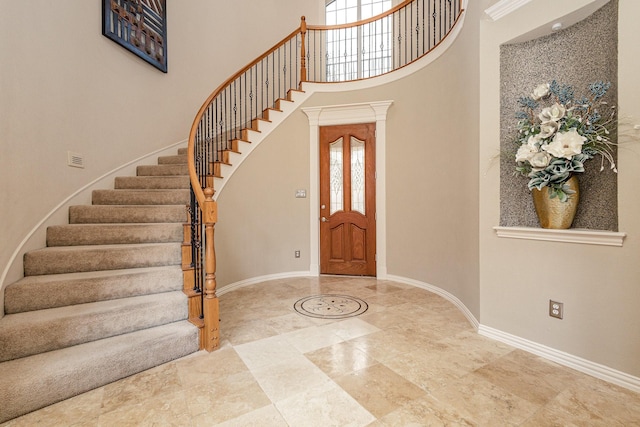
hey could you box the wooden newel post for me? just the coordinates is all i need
[202,187,220,351]
[300,16,307,87]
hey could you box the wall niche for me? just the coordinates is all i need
[499,0,618,231]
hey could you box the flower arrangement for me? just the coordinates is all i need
[514,80,617,201]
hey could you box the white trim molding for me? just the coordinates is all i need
[217,271,312,297]
[493,226,627,246]
[484,0,532,21]
[479,325,640,393]
[303,101,393,280]
[217,271,479,331]
[217,271,640,394]
[386,274,480,330]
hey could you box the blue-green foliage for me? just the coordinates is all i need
[513,80,616,202]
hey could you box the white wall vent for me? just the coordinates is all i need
[67,151,85,168]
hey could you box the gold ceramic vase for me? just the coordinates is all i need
[531,175,580,229]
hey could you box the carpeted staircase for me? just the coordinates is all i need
[0,148,199,423]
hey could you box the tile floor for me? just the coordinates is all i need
[3,276,640,426]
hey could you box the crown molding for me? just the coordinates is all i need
[484,0,532,21]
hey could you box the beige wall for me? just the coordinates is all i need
[215,2,481,317]
[0,0,320,308]
[480,0,640,376]
[215,115,312,285]
[3,0,635,381]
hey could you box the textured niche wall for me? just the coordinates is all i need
[499,0,618,230]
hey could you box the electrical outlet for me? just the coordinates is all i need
[549,300,563,319]
[294,250,300,258]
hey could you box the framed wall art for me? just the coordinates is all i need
[102,0,167,73]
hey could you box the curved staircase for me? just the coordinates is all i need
[0,1,466,421]
[0,148,199,423]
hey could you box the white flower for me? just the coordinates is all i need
[543,128,586,159]
[538,103,566,122]
[529,152,552,169]
[538,121,559,139]
[515,136,540,162]
[531,83,550,100]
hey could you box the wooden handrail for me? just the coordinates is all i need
[188,0,464,203]
[306,7,466,83]
[186,0,465,352]
[187,25,303,208]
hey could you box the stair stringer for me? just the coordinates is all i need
[211,89,312,199]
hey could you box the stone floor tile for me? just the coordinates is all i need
[334,363,428,419]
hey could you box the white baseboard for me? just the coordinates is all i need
[216,271,312,296]
[479,324,640,393]
[386,274,480,330]
[217,272,640,393]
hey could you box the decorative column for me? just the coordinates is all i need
[300,16,307,87]
[202,187,220,351]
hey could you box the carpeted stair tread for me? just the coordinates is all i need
[23,242,181,276]
[92,189,190,205]
[136,164,189,176]
[46,223,183,246]
[0,320,198,423]
[0,147,201,424]
[157,154,187,164]
[177,147,187,155]
[0,291,188,362]
[4,266,183,314]
[114,176,190,189]
[69,205,185,224]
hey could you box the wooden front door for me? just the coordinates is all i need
[319,123,376,276]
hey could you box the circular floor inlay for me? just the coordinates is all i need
[294,294,368,319]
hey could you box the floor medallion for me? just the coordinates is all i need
[293,294,368,319]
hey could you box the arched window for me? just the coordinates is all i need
[325,0,393,81]
[325,0,392,25]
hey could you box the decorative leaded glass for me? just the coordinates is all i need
[351,137,365,214]
[330,138,344,214]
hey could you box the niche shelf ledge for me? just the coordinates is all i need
[493,226,626,246]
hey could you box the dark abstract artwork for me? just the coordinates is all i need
[102,0,167,72]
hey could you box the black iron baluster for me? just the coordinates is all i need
[422,0,425,54]
[432,0,436,49]
[295,34,299,88]
[260,59,264,117]
[415,0,419,59]
[272,51,275,111]
[189,189,198,292]
[409,0,413,62]
[397,10,402,68]
[197,204,204,320]
[249,69,253,129]
[233,80,237,143]
[238,73,242,140]
[439,0,442,40]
